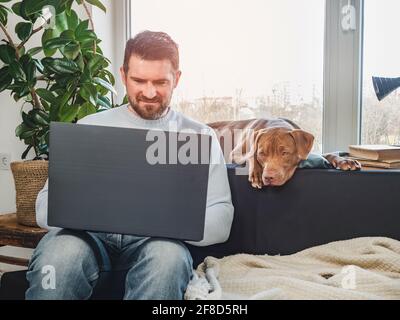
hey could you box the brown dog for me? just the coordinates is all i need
[208,118,361,188]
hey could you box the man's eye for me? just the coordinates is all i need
[155,81,168,86]
[282,151,289,156]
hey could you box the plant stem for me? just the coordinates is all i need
[81,0,97,54]
[0,22,20,59]
[18,25,44,50]
[30,88,43,109]
[82,0,95,30]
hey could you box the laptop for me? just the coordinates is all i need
[47,122,211,241]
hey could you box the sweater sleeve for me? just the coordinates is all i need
[35,179,61,231]
[185,129,234,247]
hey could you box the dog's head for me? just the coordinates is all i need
[233,127,314,186]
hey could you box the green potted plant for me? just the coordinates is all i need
[0,0,122,226]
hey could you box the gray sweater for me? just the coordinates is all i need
[35,105,234,247]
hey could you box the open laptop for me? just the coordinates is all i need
[47,122,211,241]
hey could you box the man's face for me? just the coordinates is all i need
[120,55,181,120]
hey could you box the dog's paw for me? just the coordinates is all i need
[249,170,263,189]
[331,158,361,171]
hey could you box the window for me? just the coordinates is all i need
[362,0,400,145]
[130,0,325,151]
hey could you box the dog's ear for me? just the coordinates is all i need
[230,129,268,164]
[289,129,314,160]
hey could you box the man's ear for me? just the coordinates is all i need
[290,129,314,160]
[230,128,268,164]
[173,70,182,88]
[120,66,127,86]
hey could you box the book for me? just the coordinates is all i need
[348,145,400,161]
[347,156,400,169]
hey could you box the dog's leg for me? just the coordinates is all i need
[323,153,361,171]
[248,157,263,189]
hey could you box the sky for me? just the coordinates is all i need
[131,0,400,102]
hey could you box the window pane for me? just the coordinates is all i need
[362,0,400,145]
[131,0,325,151]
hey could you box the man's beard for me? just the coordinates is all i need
[128,95,170,120]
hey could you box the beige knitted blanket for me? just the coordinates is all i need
[185,237,400,300]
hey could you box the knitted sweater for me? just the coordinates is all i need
[35,105,234,247]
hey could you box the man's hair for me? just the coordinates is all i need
[123,30,179,74]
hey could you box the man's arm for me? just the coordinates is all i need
[185,129,234,247]
[35,179,61,230]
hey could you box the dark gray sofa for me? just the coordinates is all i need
[1,165,400,299]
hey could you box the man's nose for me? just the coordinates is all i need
[143,82,157,99]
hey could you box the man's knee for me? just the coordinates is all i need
[27,229,100,291]
[140,239,193,273]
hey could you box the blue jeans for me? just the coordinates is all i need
[25,229,193,300]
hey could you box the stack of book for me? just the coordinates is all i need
[348,145,400,169]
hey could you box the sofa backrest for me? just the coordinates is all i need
[188,167,400,266]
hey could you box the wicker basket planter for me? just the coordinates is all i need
[10,160,48,227]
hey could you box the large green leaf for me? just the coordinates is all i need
[75,19,89,39]
[0,44,16,64]
[87,54,105,74]
[84,0,106,13]
[0,66,12,90]
[65,9,78,29]
[21,56,36,83]
[77,102,96,119]
[22,111,36,128]
[60,29,75,40]
[79,83,97,105]
[15,122,30,137]
[76,30,97,43]
[93,77,116,95]
[15,22,33,41]
[36,88,56,103]
[59,103,79,122]
[0,4,10,25]
[31,109,50,126]
[42,57,80,74]
[96,95,111,109]
[11,2,22,16]
[8,61,26,81]
[41,29,59,57]
[62,42,80,60]
[44,37,72,50]
[98,69,115,85]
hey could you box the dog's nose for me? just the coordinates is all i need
[263,170,277,185]
[263,177,273,185]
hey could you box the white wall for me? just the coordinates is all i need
[0,1,118,213]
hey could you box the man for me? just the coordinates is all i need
[26,31,234,300]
